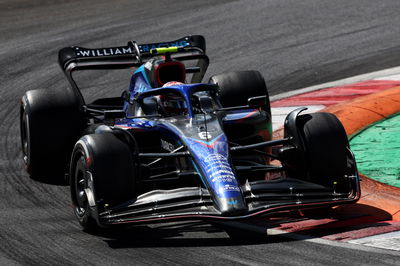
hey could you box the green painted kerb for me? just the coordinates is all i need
[350,113,400,188]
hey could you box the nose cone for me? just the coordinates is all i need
[185,133,248,216]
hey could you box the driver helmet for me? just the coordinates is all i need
[157,93,187,116]
[162,81,184,87]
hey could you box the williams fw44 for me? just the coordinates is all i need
[20,35,360,233]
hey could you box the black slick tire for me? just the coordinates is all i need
[209,70,270,115]
[20,88,85,183]
[298,112,349,186]
[69,133,137,231]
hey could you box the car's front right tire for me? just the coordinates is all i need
[70,133,137,231]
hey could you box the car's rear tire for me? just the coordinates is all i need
[209,70,270,114]
[20,88,85,183]
[70,133,138,231]
[296,112,349,186]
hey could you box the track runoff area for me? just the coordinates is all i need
[268,66,400,251]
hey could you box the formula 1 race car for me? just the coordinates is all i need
[20,35,360,232]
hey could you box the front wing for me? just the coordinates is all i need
[97,173,360,226]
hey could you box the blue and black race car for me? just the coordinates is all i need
[20,35,360,232]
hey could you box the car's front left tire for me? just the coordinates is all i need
[283,112,351,188]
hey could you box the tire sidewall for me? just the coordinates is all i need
[70,142,98,231]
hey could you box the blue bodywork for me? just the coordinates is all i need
[115,68,253,214]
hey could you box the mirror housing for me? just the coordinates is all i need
[247,95,267,108]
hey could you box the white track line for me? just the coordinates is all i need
[348,231,400,251]
[270,66,400,101]
[270,66,400,131]
[268,228,400,254]
[271,105,325,131]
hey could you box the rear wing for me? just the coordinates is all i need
[58,35,209,102]
[58,35,206,72]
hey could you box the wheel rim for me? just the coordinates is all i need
[74,156,89,217]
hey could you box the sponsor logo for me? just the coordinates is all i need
[75,47,133,57]
[204,154,227,163]
[227,199,238,206]
[139,41,189,52]
[74,40,190,57]
[204,154,236,184]
[200,152,241,198]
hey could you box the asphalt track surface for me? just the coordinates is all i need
[1,0,400,265]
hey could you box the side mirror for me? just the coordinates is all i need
[247,95,267,108]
